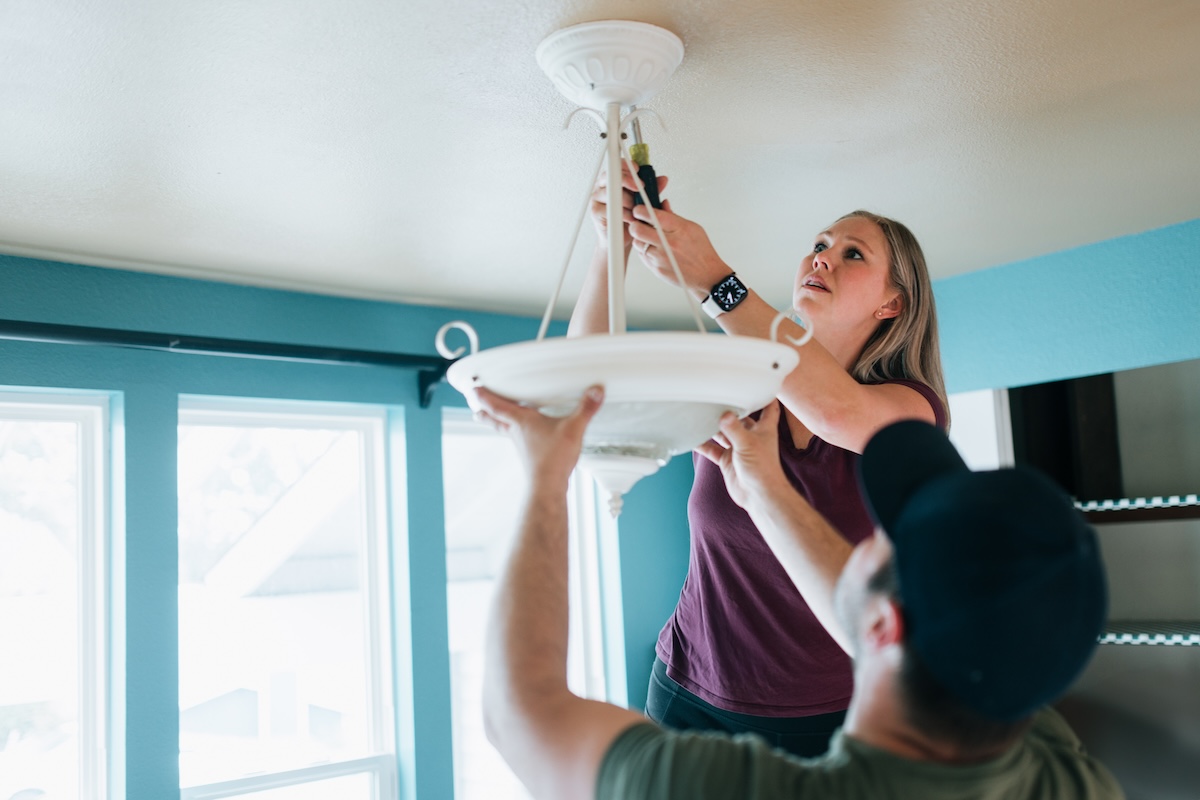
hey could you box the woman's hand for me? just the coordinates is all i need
[695,401,791,510]
[570,162,668,336]
[628,203,732,296]
[589,161,669,253]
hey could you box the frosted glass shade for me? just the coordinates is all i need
[446,332,799,514]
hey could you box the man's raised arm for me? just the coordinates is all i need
[474,386,647,800]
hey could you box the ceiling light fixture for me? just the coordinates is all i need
[436,20,807,515]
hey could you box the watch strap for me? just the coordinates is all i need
[700,293,725,318]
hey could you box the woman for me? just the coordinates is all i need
[569,165,949,757]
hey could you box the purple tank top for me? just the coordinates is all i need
[655,380,946,716]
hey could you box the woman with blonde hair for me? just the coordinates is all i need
[569,166,948,757]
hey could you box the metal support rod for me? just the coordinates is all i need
[0,317,452,407]
[605,101,627,334]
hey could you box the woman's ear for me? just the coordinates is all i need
[876,293,904,320]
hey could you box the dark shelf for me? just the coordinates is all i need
[1076,494,1200,523]
[1100,620,1200,646]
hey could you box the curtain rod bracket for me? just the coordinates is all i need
[418,363,451,408]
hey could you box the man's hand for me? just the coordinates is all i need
[471,385,604,490]
[696,400,791,509]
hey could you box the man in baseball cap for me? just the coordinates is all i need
[473,388,1122,799]
[856,417,1109,725]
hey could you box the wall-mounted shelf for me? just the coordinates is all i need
[1081,497,1200,646]
[1075,494,1200,523]
[1100,620,1200,646]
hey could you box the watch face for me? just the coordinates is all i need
[713,275,748,312]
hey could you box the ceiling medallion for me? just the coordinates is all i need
[436,20,805,515]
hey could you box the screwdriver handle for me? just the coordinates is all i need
[631,163,663,209]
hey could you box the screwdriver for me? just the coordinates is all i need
[628,108,663,210]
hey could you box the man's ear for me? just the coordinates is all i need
[864,597,905,650]
[877,293,904,321]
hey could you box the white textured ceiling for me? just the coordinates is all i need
[2,1,1199,328]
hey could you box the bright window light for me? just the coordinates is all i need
[178,398,395,800]
[0,391,108,800]
[948,388,1014,470]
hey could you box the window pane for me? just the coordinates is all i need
[179,404,391,790]
[0,397,105,800]
[948,388,1013,470]
[444,422,529,800]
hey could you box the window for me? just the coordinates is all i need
[0,391,108,800]
[948,388,1014,470]
[442,410,608,800]
[178,398,395,799]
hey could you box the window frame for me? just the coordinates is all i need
[0,389,110,800]
[177,396,398,800]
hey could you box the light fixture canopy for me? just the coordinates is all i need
[437,20,806,515]
[535,20,685,111]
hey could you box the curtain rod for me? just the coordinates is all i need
[0,318,452,408]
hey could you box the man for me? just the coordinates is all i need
[473,385,1122,799]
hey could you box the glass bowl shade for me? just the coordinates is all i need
[447,332,800,513]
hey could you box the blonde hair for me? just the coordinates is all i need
[837,210,949,429]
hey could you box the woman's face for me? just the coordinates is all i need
[793,216,900,330]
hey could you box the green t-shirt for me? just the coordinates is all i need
[596,708,1123,800]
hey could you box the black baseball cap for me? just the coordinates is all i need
[858,420,1108,722]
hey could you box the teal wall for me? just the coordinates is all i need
[935,217,1200,393]
[609,456,695,711]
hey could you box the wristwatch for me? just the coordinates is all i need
[701,273,749,318]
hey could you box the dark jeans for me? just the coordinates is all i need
[645,658,846,759]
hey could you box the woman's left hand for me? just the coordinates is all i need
[696,401,790,510]
[628,203,732,295]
